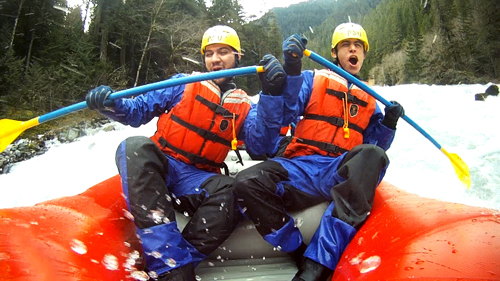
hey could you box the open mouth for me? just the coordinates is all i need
[348,56,358,66]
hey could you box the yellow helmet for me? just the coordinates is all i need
[331,22,369,52]
[201,25,241,55]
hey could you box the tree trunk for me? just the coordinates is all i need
[94,0,108,63]
[120,39,127,68]
[9,0,26,52]
[100,27,108,62]
[82,0,91,32]
[93,0,101,37]
[24,29,35,77]
[134,0,165,87]
[134,26,153,87]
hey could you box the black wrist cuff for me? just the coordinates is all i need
[382,117,398,130]
[261,90,280,96]
[283,61,302,76]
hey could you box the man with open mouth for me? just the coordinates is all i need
[233,22,405,281]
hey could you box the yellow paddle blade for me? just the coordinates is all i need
[0,118,40,153]
[441,148,471,189]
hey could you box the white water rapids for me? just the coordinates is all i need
[2,83,499,210]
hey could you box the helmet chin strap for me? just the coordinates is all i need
[335,58,343,69]
[214,61,238,90]
[235,54,240,67]
[332,47,342,68]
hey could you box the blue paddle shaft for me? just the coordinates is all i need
[306,50,442,150]
[38,66,261,124]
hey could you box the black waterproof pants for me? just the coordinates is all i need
[115,136,241,263]
[234,144,389,240]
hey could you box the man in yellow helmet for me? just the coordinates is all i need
[84,25,303,280]
[233,23,405,280]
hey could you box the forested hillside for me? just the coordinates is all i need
[270,0,499,85]
[272,0,382,40]
[0,0,282,122]
[0,0,498,125]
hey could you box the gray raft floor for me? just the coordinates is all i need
[197,257,297,280]
[180,151,325,280]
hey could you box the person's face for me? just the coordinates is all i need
[332,39,366,76]
[204,43,237,86]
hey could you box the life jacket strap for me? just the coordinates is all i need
[295,138,348,155]
[171,115,232,147]
[326,89,368,107]
[234,149,244,166]
[195,95,239,119]
[221,162,229,176]
[158,137,223,168]
[304,114,364,134]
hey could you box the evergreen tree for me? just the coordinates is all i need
[403,0,423,83]
[472,0,500,80]
[207,0,244,26]
[238,12,282,94]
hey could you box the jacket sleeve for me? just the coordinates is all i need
[362,103,396,151]
[100,74,186,127]
[295,70,314,117]
[238,94,284,156]
[281,75,305,126]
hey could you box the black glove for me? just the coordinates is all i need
[85,85,114,110]
[382,101,405,129]
[282,34,308,76]
[259,54,286,96]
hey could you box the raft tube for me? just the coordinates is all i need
[0,175,499,280]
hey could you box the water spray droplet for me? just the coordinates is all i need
[359,255,381,273]
[70,239,87,255]
[102,254,119,270]
[130,271,150,280]
[166,258,177,267]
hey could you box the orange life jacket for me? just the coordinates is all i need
[284,69,376,158]
[280,125,291,136]
[151,80,251,172]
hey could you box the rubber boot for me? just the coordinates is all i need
[288,242,307,268]
[157,263,196,281]
[292,258,332,281]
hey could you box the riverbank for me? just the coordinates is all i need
[0,111,112,174]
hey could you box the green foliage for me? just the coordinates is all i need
[360,0,498,84]
[272,0,344,40]
[0,50,25,115]
[272,0,498,85]
[237,12,282,95]
[207,0,244,26]
[280,0,383,73]
[404,35,423,83]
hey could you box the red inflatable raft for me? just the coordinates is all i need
[1,175,499,280]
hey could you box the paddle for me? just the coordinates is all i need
[303,49,471,189]
[0,66,264,153]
